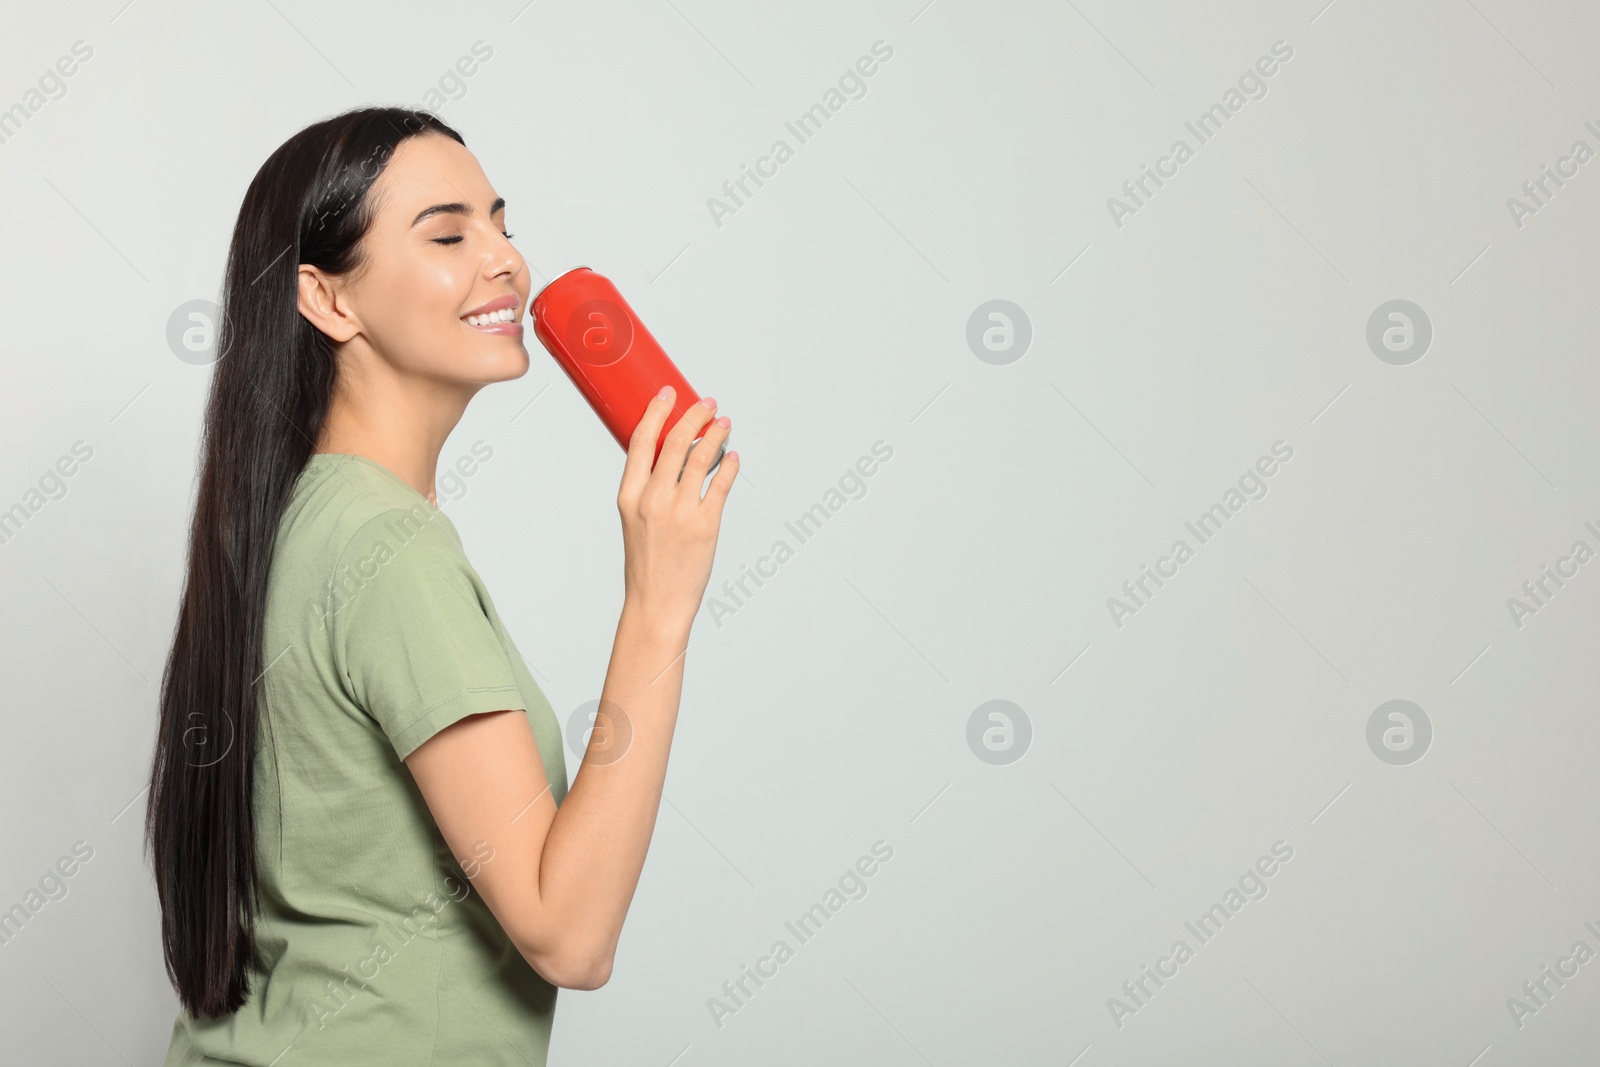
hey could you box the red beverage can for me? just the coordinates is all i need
[530,266,725,477]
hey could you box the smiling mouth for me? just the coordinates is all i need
[463,321,524,335]
[462,309,518,327]
[461,310,523,334]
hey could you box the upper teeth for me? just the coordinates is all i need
[466,307,515,326]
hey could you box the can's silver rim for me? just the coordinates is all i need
[678,433,728,480]
[532,265,594,300]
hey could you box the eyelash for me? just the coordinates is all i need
[433,232,514,245]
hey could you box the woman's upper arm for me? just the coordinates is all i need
[403,708,587,986]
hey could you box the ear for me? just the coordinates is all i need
[297,264,361,343]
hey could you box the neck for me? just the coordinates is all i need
[314,369,479,506]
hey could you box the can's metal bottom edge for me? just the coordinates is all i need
[678,434,727,481]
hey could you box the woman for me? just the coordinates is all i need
[145,106,738,1065]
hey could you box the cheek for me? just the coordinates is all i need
[369,266,469,367]
[361,257,530,381]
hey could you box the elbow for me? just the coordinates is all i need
[557,952,614,991]
[519,937,614,990]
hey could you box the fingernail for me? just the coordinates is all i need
[699,395,716,408]
[658,385,674,400]
[715,416,730,428]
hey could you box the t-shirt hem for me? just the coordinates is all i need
[390,685,527,761]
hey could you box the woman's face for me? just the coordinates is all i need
[301,132,532,388]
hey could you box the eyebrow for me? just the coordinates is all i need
[411,196,505,228]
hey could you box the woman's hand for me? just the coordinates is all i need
[616,387,737,633]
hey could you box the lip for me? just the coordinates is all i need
[461,293,523,337]
[461,293,519,319]
[466,320,524,336]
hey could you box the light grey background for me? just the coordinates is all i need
[3,0,1597,1063]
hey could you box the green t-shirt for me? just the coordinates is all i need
[163,452,570,1066]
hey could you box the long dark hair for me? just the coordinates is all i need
[145,106,464,1019]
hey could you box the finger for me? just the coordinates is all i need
[702,448,738,510]
[656,396,718,487]
[621,388,676,498]
[677,416,731,485]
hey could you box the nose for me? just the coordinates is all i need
[488,236,522,282]
[495,260,527,305]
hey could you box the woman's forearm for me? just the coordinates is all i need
[533,595,691,983]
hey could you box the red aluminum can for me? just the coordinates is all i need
[530,266,725,478]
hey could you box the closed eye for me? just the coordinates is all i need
[433,232,514,245]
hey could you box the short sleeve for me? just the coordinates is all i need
[330,506,525,761]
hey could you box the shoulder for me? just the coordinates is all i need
[286,455,466,570]
[335,504,464,582]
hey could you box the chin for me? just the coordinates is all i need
[477,345,532,383]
